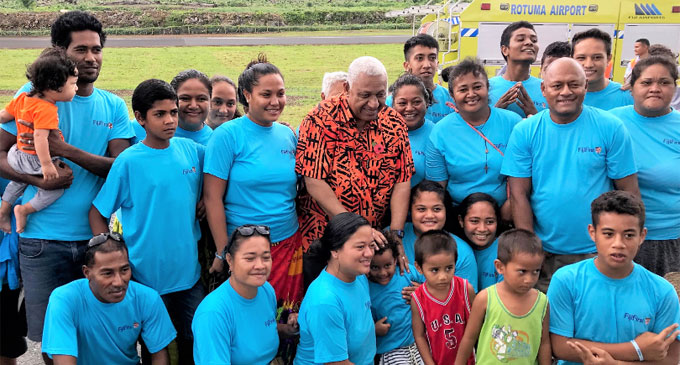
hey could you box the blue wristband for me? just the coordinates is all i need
[630,339,644,361]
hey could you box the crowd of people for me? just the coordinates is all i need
[0,10,679,365]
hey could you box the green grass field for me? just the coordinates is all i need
[0,42,407,126]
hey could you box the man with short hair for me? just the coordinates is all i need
[320,71,348,101]
[0,11,133,354]
[625,38,650,83]
[296,56,414,254]
[572,28,633,110]
[386,34,454,122]
[540,41,571,78]
[489,21,548,117]
[502,58,639,292]
[42,234,175,365]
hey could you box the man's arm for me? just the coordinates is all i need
[48,133,130,178]
[150,348,170,365]
[0,129,73,189]
[389,180,410,231]
[614,174,640,197]
[304,177,348,218]
[508,176,533,231]
[52,355,77,365]
[89,205,109,235]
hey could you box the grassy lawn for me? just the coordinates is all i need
[0,43,407,126]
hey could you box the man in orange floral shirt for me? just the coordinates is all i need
[296,56,414,256]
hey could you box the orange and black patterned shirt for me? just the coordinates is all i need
[295,95,414,250]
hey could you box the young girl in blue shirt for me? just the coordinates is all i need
[458,192,503,290]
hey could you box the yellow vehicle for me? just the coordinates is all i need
[414,0,680,82]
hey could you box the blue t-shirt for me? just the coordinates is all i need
[295,270,376,365]
[386,84,455,123]
[1,83,134,240]
[192,280,278,365]
[92,138,203,294]
[204,115,298,242]
[488,76,548,118]
[501,107,637,254]
[548,259,680,365]
[584,81,634,111]
[368,264,424,354]
[472,238,503,290]
[408,119,435,187]
[610,106,680,240]
[426,107,521,206]
[42,279,176,364]
[175,124,213,146]
[401,223,478,291]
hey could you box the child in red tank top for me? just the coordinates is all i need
[411,230,476,365]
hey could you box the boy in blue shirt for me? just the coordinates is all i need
[489,21,548,117]
[572,28,633,111]
[89,79,204,364]
[386,34,455,122]
[502,57,639,292]
[548,191,680,364]
[42,233,175,365]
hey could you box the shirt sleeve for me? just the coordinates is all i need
[204,127,236,181]
[140,290,177,353]
[546,270,576,338]
[42,289,79,358]
[3,96,18,117]
[295,110,330,180]
[92,157,130,218]
[425,127,448,181]
[500,121,533,178]
[32,102,59,130]
[109,97,135,141]
[306,300,350,363]
[192,309,232,364]
[652,282,680,341]
[605,119,638,180]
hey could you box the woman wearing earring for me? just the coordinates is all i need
[192,224,299,364]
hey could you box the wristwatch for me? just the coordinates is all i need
[390,229,405,239]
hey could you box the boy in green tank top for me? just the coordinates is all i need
[455,229,551,364]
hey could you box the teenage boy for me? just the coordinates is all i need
[0,11,134,349]
[572,28,634,110]
[489,21,548,118]
[42,234,175,365]
[387,34,454,122]
[89,79,204,364]
[548,190,680,364]
[540,41,571,78]
[502,58,639,292]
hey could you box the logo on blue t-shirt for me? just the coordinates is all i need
[624,312,651,325]
[663,138,680,146]
[117,322,139,332]
[577,146,602,154]
[280,149,295,157]
[93,120,113,129]
[182,166,197,175]
[264,318,276,327]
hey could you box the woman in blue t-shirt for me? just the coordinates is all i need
[203,55,303,336]
[390,74,435,187]
[426,58,522,221]
[192,224,299,365]
[609,55,680,276]
[295,212,376,365]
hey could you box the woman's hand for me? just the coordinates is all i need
[375,317,391,336]
[401,281,421,304]
[567,341,618,365]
